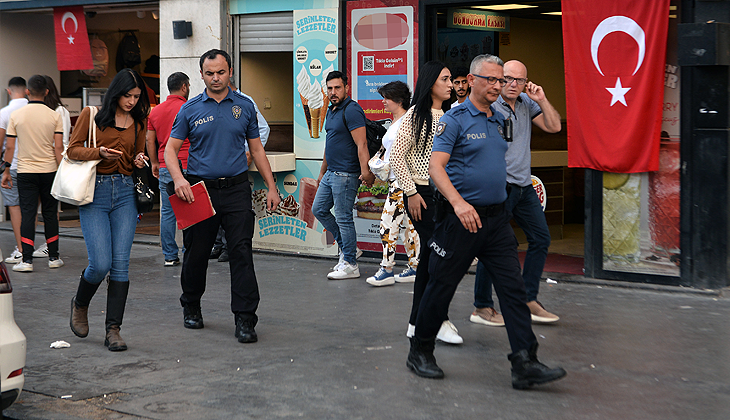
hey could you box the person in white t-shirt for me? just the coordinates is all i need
[450,66,470,108]
[0,77,28,264]
[366,81,419,287]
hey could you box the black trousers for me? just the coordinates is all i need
[415,208,536,354]
[403,184,437,325]
[179,177,259,320]
[17,172,59,262]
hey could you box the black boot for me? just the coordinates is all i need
[508,343,566,389]
[406,336,444,379]
[104,280,129,352]
[234,313,258,343]
[70,270,102,338]
[182,301,204,329]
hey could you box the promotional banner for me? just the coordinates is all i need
[349,5,415,120]
[249,160,337,257]
[293,8,339,159]
[53,6,93,71]
[563,0,670,173]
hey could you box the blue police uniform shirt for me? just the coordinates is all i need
[170,87,259,179]
[432,97,508,207]
[324,96,367,174]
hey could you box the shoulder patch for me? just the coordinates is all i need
[232,105,242,120]
[435,122,447,136]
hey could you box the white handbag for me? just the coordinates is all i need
[51,106,102,206]
[368,146,390,182]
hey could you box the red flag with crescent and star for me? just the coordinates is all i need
[53,6,93,71]
[562,0,670,172]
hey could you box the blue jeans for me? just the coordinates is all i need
[312,170,360,264]
[474,184,550,306]
[159,167,179,261]
[78,174,137,284]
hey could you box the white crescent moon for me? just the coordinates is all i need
[590,16,645,76]
[61,12,78,34]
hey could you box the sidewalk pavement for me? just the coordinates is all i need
[1,226,728,420]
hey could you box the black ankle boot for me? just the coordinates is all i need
[234,313,258,343]
[70,270,102,338]
[508,343,566,389]
[406,336,444,379]
[105,280,129,351]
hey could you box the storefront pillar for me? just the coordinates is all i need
[678,0,730,289]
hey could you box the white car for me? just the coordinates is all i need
[0,248,26,411]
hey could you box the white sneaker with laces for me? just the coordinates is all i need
[327,261,360,280]
[48,258,64,269]
[366,267,395,286]
[5,247,22,264]
[333,253,345,270]
[395,266,417,283]
[12,262,33,272]
[436,320,463,344]
[33,243,49,258]
[335,248,363,269]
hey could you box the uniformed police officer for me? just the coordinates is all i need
[406,54,566,389]
[165,49,281,344]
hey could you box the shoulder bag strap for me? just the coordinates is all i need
[86,106,98,148]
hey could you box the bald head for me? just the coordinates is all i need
[502,60,528,101]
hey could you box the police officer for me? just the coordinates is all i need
[406,55,566,389]
[165,49,280,344]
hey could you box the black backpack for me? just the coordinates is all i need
[341,100,387,158]
[116,31,142,71]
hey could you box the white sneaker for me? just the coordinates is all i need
[12,262,33,272]
[395,266,417,283]
[334,248,363,269]
[327,261,360,280]
[333,253,345,270]
[5,247,22,264]
[406,323,415,338]
[366,267,395,286]
[33,243,49,258]
[436,320,463,344]
[48,258,64,269]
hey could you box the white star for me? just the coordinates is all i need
[67,35,75,44]
[606,77,631,107]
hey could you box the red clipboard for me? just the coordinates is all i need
[168,181,216,229]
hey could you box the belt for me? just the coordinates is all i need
[445,200,504,218]
[188,171,248,189]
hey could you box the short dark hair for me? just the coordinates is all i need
[326,70,347,86]
[377,81,411,110]
[27,75,48,96]
[451,66,469,80]
[167,72,189,92]
[8,77,26,89]
[199,49,231,71]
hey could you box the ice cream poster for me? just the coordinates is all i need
[248,160,338,257]
[349,6,414,120]
[293,9,339,159]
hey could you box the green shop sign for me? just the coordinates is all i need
[447,8,510,32]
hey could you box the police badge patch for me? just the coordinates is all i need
[435,122,447,136]
[232,105,242,120]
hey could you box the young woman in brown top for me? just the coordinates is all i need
[68,69,150,352]
[390,61,463,344]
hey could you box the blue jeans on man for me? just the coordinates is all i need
[158,167,180,261]
[474,184,550,308]
[312,170,360,264]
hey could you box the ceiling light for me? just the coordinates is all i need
[541,12,562,16]
[151,11,159,20]
[472,4,539,11]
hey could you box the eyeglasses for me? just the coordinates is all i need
[504,76,528,85]
[471,74,507,86]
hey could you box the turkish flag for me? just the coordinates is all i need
[563,0,670,172]
[53,6,93,71]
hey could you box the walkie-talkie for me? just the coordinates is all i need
[504,118,513,142]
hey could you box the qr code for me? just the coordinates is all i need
[363,56,374,71]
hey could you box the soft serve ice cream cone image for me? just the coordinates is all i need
[308,80,324,138]
[297,66,313,137]
[319,64,334,132]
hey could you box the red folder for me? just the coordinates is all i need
[168,181,216,229]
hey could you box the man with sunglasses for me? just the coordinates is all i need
[406,55,565,389]
[471,60,562,329]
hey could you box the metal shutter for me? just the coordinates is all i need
[238,12,293,52]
